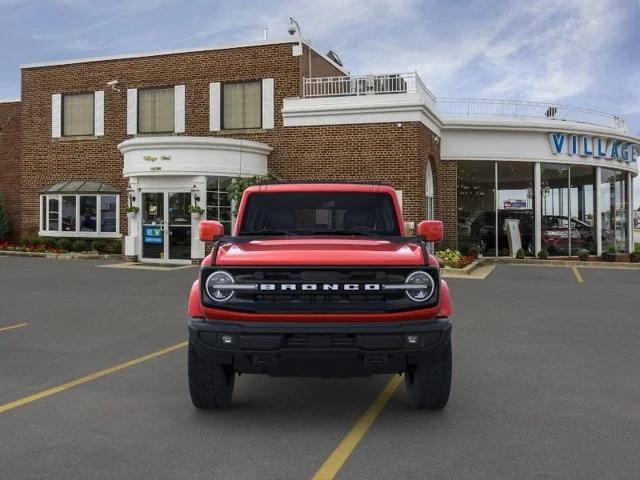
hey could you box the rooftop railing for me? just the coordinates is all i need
[301,73,628,132]
[302,72,437,109]
[436,98,628,131]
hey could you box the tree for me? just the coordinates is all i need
[0,193,10,240]
[227,172,279,215]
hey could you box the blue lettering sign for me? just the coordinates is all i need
[595,138,607,157]
[548,133,565,154]
[579,136,593,156]
[620,143,629,162]
[632,144,638,163]
[569,135,579,155]
[144,226,163,245]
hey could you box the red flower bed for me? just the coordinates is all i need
[0,241,66,254]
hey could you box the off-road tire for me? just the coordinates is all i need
[188,340,235,409]
[404,341,452,409]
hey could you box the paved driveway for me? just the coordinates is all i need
[0,257,638,479]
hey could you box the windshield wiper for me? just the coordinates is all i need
[239,230,299,236]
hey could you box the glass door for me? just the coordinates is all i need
[167,192,191,260]
[142,192,165,260]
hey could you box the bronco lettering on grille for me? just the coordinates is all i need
[258,283,382,292]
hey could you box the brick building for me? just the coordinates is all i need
[0,37,638,262]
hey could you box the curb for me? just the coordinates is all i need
[0,250,121,260]
[482,257,640,270]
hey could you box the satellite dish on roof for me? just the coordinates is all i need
[326,50,343,67]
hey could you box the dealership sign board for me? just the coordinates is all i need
[548,133,638,163]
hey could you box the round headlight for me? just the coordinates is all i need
[405,271,435,302]
[205,270,235,302]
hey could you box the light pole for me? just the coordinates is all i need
[288,17,312,79]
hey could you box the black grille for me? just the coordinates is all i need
[201,266,439,313]
[285,334,357,349]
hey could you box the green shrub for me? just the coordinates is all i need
[71,239,88,252]
[105,240,121,254]
[41,237,58,249]
[577,249,590,261]
[515,248,525,259]
[57,238,72,251]
[635,243,640,254]
[467,246,480,258]
[90,240,106,252]
[602,245,617,262]
[435,249,462,268]
[537,250,549,260]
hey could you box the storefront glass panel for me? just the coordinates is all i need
[61,196,76,232]
[498,163,535,256]
[457,161,496,256]
[100,195,117,233]
[168,192,191,260]
[569,166,596,255]
[541,164,569,255]
[142,192,164,259]
[79,196,97,232]
[601,168,629,253]
[206,177,233,234]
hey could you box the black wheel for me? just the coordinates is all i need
[188,340,235,409]
[404,341,452,409]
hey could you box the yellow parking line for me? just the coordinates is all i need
[0,341,187,415]
[0,323,28,333]
[311,374,403,480]
[572,266,584,284]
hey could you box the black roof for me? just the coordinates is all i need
[41,180,120,194]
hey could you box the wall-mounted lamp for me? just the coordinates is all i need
[127,186,136,203]
[191,185,201,203]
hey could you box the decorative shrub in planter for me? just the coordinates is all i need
[515,248,525,259]
[188,205,205,219]
[435,249,462,268]
[630,252,640,263]
[602,246,617,262]
[71,239,88,253]
[57,238,72,251]
[467,246,480,259]
[577,249,590,262]
[90,240,106,253]
[105,240,121,254]
[537,250,549,260]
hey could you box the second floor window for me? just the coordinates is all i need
[138,87,174,133]
[223,81,261,130]
[63,93,94,136]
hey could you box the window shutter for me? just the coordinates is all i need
[94,91,104,136]
[262,78,274,129]
[51,94,62,138]
[209,82,221,131]
[174,85,185,133]
[126,88,137,135]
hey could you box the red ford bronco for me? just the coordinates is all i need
[187,183,452,409]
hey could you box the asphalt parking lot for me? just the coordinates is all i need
[1,257,639,479]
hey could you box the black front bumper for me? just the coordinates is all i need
[188,318,452,378]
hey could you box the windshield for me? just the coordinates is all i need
[238,192,400,236]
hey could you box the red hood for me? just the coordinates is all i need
[214,237,425,266]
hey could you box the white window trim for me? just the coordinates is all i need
[39,193,120,238]
[174,85,185,133]
[209,82,221,131]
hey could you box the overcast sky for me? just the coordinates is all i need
[1,0,639,205]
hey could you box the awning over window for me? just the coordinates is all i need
[41,180,120,194]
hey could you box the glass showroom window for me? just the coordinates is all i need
[569,165,596,255]
[206,177,232,233]
[138,87,175,133]
[40,194,119,237]
[601,168,629,253]
[457,161,496,256]
[222,81,261,130]
[63,93,94,136]
[498,163,534,256]
[541,164,569,255]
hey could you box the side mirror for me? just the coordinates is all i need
[416,220,443,242]
[199,220,224,242]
